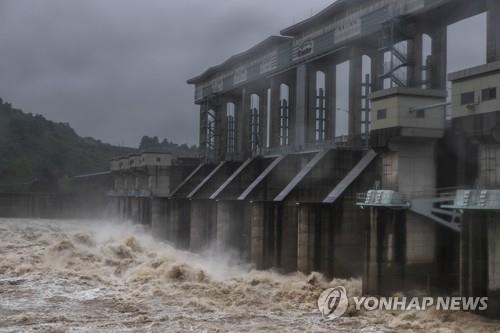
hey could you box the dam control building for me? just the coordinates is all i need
[109,0,500,317]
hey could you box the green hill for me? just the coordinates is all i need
[0,99,135,191]
[0,99,199,192]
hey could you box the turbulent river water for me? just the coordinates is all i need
[0,218,499,333]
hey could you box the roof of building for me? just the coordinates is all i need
[187,35,291,85]
[140,149,173,155]
[280,0,367,36]
[370,87,448,101]
[72,171,111,179]
[448,60,500,82]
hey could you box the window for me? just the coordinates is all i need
[482,87,497,101]
[156,157,161,163]
[416,109,425,118]
[377,109,387,120]
[250,94,261,152]
[280,84,290,146]
[461,92,475,105]
[226,103,235,154]
[315,71,327,143]
[207,109,216,152]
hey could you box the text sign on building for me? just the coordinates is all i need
[292,40,314,61]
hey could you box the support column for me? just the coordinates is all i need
[319,206,333,277]
[190,200,208,252]
[237,88,250,159]
[487,0,500,63]
[260,87,269,153]
[250,202,265,269]
[151,198,166,240]
[364,208,380,295]
[429,25,447,90]
[408,34,423,88]
[216,201,246,256]
[487,214,500,316]
[131,197,139,223]
[270,78,284,149]
[294,63,308,150]
[326,64,337,140]
[216,99,228,161]
[281,203,298,273]
[199,103,208,159]
[297,203,316,274]
[370,50,384,93]
[349,50,363,137]
[166,199,181,247]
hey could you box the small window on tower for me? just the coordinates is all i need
[461,92,475,105]
[482,88,497,101]
[377,109,387,120]
[156,157,161,163]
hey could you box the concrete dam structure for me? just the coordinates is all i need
[109,0,500,317]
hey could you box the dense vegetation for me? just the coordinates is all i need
[0,99,197,192]
[138,136,198,157]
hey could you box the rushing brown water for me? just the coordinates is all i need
[0,218,499,333]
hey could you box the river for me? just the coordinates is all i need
[0,218,498,332]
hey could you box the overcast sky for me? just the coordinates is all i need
[0,1,487,147]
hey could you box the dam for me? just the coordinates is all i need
[8,0,498,320]
[106,0,500,318]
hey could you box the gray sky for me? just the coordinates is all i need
[0,1,486,147]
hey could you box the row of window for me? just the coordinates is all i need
[376,108,425,120]
[460,87,497,105]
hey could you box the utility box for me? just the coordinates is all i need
[358,190,409,208]
[445,190,500,211]
[370,87,447,140]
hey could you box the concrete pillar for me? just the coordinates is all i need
[190,200,206,252]
[216,200,232,251]
[364,208,380,295]
[349,50,363,137]
[460,215,488,299]
[131,197,139,223]
[297,203,316,274]
[216,201,246,256]
[399,141,438,290]
[319,206,333,277]
[270,78,281,148]
[429,25,447,90]
[371,50,384,93]
[166,199,181,246]
[408,34,423,88]
[151,198,166,240]
[199,103,208,159]
[367,141,443,295]
[294,63,308,150]
[250,202,265,269]
[281,203,298,273]
[487,214,500,316]
[261,87,269,151]
[237,88,250,159]
[487,0,500,63]
[326,65,337,140]
[216,99,228,161]
[189,200,216,252]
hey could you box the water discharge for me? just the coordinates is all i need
[0,218,499,332]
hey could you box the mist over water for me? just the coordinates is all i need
[0,218,498,332]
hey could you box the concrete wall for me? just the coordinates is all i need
[452,70,500,118]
